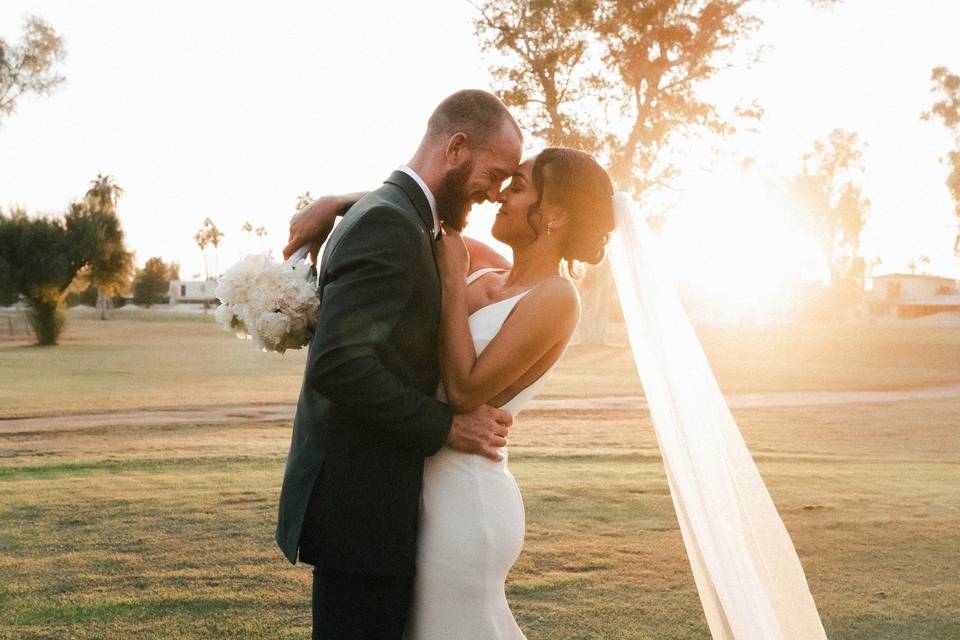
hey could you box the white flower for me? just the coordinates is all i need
[256,311,292,351]
[214,302,234,330]
[214,251,319,354]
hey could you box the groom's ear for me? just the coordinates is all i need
[444,132,471,167]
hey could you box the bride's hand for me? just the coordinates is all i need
[436,228,469,287]
[284,196,339,263]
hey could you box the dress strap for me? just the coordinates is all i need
[465,267,508,286]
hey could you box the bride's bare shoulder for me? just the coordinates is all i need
[463,236,512,271]
[524,276,580,323]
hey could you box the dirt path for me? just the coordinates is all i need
[3,384,960,435]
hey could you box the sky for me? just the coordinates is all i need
[1,0,959,291]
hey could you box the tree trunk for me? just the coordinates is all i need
[575,259,615,345]
[96,290,110,320]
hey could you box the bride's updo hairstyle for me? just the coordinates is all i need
[528,147,615,276]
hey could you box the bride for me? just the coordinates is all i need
[291,147,615,639]
[415,147,614,639]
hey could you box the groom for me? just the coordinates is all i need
[276,90,523,640]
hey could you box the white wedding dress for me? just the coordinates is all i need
[404,267,555,640]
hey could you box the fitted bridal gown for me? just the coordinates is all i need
[404,268,557,640]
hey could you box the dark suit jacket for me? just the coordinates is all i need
[275,170,453,576]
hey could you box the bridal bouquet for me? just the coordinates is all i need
[214,252,319,354]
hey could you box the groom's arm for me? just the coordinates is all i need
[303,206,452,457]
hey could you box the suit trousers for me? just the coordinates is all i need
[312,566,414,640]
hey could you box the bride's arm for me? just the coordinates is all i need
[284,193,514,273]
[283,192,366,261]
[436,231,579,414]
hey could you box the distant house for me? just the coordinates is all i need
[168,280,218,304]
[867,273,960,319]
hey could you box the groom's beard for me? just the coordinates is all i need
[434,160,475,232]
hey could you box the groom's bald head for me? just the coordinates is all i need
[425,89,522,148]
[411,90,522,231]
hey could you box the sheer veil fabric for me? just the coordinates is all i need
[607,193,828,639]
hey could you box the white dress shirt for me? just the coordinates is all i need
[397,164,441,239]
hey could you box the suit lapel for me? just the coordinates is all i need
[384,170,436,239]
[384,170,441,270]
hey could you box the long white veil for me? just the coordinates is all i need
[607,193,828,639]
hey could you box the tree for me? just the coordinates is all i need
[193,217,225,280]
[70,202,134,319]
[921,65,960,255]
[0,15,66,125]
[77,174,132,319]
[133,257,177,307]
[788,129,870,312]
[907,255,931,276]
[85,173,125,212]
[0,205,118,345]
[474,0,771,198]
[296,192,314,211]
[473,0,840,341]
[473,0,769,343]
[241,221,268,251]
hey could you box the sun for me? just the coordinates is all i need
[660,165,826,320]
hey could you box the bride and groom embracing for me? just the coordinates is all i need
[274,89,829,640]
[275,89,614,639]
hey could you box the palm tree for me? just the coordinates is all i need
[241,221,255,254]
[81,175,130,319]
[240,221,268,252]
[194,224,210,280]
[193,217,224,281]
[296,192,313,212]
[85,173,124,213]
[207,219,224,277]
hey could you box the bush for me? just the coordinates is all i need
[25,286,66,345]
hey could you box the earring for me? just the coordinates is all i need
[546,224,554,235]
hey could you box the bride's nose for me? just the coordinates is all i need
[496,188,508,204]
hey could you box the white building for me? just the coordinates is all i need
[867,273,960,319]
[168,280,218,304]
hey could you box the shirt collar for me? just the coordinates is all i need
[397,164,440,238]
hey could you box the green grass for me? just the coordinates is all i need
[0,310,309,418]
[2,405,959,638]
[1,315,959,638]
[3,311,960,418]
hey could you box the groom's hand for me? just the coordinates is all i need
[447,405,512,462]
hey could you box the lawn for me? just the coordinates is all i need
[3,310,960,418]
[1,312,959,638]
